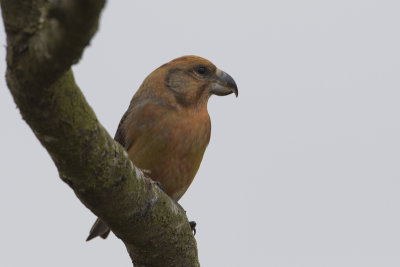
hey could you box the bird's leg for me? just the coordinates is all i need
[173,200,197,235]
[189,221,197,235]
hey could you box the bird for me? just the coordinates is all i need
[86,55,238,241]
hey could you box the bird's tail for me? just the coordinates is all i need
[86,218,111,241]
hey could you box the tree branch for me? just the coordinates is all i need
[1,1,200,266]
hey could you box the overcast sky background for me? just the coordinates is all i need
[1,1,400,266]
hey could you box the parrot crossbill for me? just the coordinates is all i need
[86,55,238,241]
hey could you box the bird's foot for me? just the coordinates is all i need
[189,221,197,235]
[154,181,166,192]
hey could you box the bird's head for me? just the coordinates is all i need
[155,55,238,108]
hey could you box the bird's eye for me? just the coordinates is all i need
[196,66,207,75]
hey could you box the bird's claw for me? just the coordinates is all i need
[189,221,197,235]
[154,181,165,192]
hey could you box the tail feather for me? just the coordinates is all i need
[100,229,111,239]
[86,218,111,241]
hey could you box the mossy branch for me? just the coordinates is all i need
[0,0,200,266]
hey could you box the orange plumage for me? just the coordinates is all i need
[87,56,238,241]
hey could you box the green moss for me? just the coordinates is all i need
[2,0,200,265]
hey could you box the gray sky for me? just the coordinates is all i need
[1,1,400,266]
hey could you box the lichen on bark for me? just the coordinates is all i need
[1,0,200,266]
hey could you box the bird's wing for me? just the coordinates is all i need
[114,108,130,149]
[114,98,174,152]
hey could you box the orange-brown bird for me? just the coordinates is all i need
[86,55,238,241]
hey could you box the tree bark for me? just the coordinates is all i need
[0,1,200,266]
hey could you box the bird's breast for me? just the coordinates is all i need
[128,109,211,200]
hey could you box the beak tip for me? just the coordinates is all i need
[232,84,238,97]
